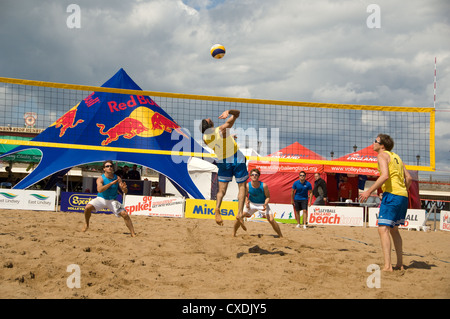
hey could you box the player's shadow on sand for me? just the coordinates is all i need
[406,260,437,270]
[236,245,286,258]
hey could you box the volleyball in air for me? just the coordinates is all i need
[210,44,226,59]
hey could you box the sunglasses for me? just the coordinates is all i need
[299,174,306,177]
[104,165,113,168]
[250,173,259,177]
[374,140,382,144]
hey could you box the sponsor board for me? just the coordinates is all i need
[368,208,426,229]
[247,203,298,223]
[440,210,450,232]
[124,195,184,218]
[185,199,238,221]
[60,192,122,214]
[0,190,56,211]
[308,205,364,227]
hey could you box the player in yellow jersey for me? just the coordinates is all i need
[359,134,412,271]
[200,110,248,231]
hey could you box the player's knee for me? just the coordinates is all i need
[84,204,94,213]
[119,210,129,219]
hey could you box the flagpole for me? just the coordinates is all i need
[434,57,437,108]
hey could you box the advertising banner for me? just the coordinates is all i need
[440,210,450,231]
[185,199,238,221]
[367,208,426,229]
[60,192,122,214]
[123,195,184,218]
[0,189,56,211]
[308,205,364,227]
[247,203,297,223]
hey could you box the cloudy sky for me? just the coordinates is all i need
[1,0,449,175]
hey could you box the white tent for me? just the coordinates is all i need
[165,148,260,201]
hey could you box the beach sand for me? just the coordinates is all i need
[0,209,449,299]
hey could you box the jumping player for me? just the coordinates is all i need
[200,109,248,230]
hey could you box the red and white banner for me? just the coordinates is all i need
[367,208,426,229]
[440,210,450,232]
[124,195,184,218]
[307,205,364,227]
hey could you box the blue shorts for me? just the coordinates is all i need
[216,152,248,184]
[378,192,408,228]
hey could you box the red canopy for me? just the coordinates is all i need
[323,145,420,208]
[324,145,379,176]
[248,142,325,204]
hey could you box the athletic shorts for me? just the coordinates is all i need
[217,162,248,183]
[378,192,408,228]
[88,197,126,217]
[294,199,308,212]
[244,202,272,218]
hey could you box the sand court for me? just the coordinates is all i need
[0,209,449,299]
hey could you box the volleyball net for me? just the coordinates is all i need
[0,76,435,172]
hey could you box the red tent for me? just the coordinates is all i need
[248,142,326,204]
[323,145,420,208]
[324,145,379,176]
[248,142,420,208]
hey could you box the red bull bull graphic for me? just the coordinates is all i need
[96,106,187,145]
[97,117,148,146]
[150,112,188,138]
[51,104,84,137]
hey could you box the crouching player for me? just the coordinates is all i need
[235,168,283,238]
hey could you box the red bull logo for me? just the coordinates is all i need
[150,112,188,138]
[97,117,148,146]
[96,106,187,146]
[107,95,158,113]
[51,103,84,137]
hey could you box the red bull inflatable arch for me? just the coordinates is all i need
[0,69,207,199]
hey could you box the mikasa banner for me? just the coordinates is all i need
[0,189,56,211]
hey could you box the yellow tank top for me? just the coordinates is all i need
[203,127,238,161]
[378,151,408,197]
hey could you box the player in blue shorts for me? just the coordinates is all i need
[360,134,412,271]
[201,109,248,230]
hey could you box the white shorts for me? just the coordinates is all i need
[243,202,272,218]
[88,197,125,217]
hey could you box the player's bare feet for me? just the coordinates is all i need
[215,210,223,226]
[237,216,247,231]
[81,224,89,232]
[382,265,393,272]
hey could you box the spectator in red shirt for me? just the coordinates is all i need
[338,175,352,202]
